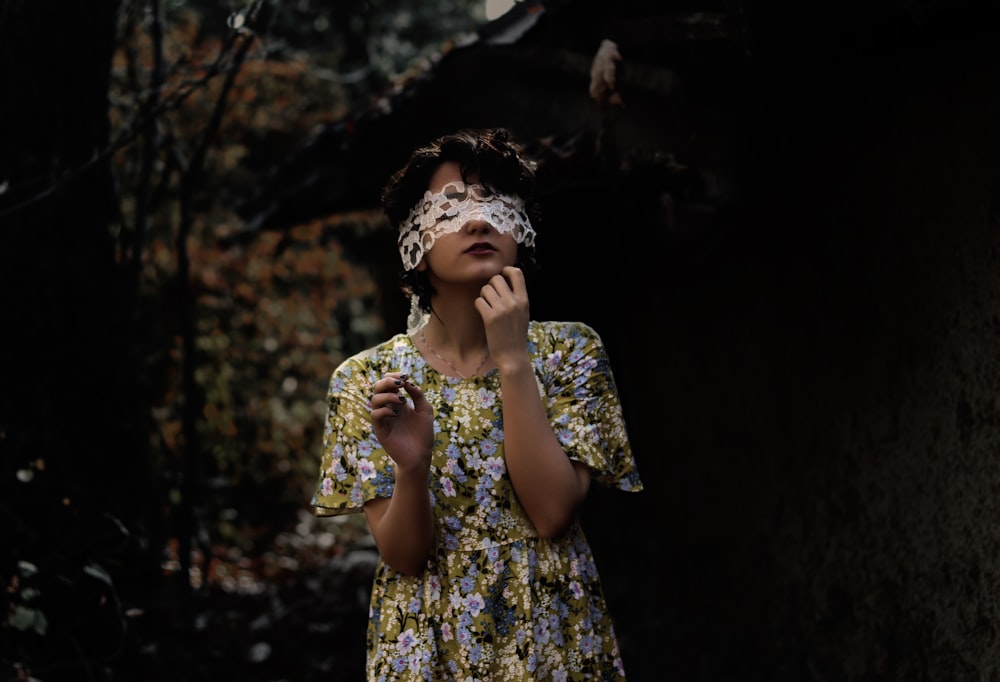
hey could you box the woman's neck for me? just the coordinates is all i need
[421,294,487,361]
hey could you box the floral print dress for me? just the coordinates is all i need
[313,320,643,681]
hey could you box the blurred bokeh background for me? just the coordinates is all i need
[3,1,1000,680]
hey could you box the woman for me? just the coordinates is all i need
[313,128,643,680]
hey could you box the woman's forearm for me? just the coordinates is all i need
[498,360,590,539]
[364,468,434,575]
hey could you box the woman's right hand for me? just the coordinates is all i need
[370,373,434,473]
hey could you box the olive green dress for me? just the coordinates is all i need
[313,320,643,681]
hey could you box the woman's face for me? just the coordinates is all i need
[417,161,519,285]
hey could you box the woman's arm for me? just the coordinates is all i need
[497,360,592,538]
[477,267,591,539]
[363,483,433,576]
[365,375,435,575]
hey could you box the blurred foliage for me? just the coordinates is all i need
[3,0,488,679]
[112,0,483,569]
[180,0,487,101]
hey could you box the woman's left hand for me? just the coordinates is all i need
[475,265,531,368]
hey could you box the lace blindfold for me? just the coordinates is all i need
[397,181,536,271]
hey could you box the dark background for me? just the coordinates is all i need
[3,0,1000,680]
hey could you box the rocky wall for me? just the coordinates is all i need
[579,22,1000,682]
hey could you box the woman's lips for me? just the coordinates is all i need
[465,242,496,254]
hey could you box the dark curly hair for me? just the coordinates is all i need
[381,128,540,316]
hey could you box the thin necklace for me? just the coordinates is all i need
[419,329,490,379]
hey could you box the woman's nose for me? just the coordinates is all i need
[463,219,495,233]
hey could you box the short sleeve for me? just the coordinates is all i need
[311,352,397,516]
[538,322,643,492]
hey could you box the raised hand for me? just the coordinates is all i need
[369,373,434,474]
[475,265,531,369]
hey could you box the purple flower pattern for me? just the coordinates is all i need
[313,321,642,680]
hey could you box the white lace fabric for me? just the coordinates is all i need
[397,181,535,271]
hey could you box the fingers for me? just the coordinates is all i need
[373,372,416,394]
[500,265,526,294]
[399,376,432,416]
[481,266,524,297]
[371,373,411,416]
[371,389,406,416]
[371,374,428,416]
[479,267,527,307]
